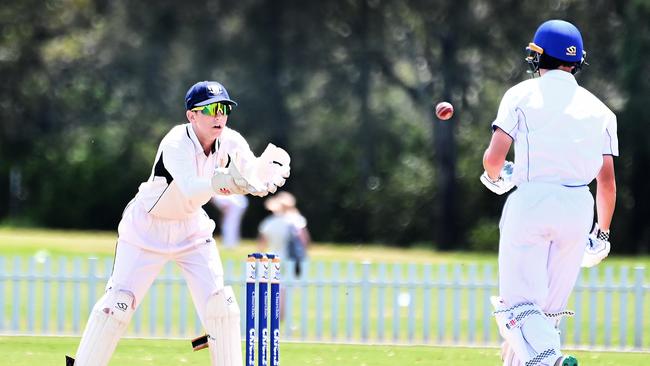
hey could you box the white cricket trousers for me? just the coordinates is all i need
[498,182,594,313]
[108,201,224,326]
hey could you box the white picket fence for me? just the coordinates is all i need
[0,255,648,351]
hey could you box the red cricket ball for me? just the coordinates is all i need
[435,102,454,121]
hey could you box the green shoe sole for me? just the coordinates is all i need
[562,355,578,366]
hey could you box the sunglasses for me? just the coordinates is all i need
[191,102,233,116]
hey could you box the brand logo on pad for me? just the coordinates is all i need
[116,302,128,311]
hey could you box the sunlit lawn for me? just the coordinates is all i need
[1,336,649,366]
[1,227,648,268]
[0,227,649,349]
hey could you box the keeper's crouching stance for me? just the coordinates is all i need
[67,80,290,366]
[481,20,618,366]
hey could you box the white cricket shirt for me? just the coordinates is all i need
[258,212,307,260]
[134,123,255,220]
[492,70,618,187]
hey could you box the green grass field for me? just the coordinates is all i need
[2,226,649,267]
[0,227,501,264]
[0,336,648,366]
[1,227,649,360]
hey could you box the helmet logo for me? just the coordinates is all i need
[565,46,577,57]
[207,84,222,95]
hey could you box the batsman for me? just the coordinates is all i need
[481,20,617,366]
[66,80,291,366]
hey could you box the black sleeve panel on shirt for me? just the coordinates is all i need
[154,152,174,184]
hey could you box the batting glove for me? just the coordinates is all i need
[581,223,611,268]
[480,161,515,195]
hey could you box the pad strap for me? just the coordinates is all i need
[545,310,575,320]
[525,349,557,366]
[493,302,543,330]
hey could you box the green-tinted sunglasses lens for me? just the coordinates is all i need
[201,103,232,116]
[203,104,216,116]
[194,102,232,116]
[217,103,232,115]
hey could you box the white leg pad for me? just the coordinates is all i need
[491,297,561,366]
[73,290,135,366]
[501,341,522,366]
[206,286,243,366]
[501,310,574,366]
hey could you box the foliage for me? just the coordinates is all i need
[467,218,500,252]
[0,0,648,252]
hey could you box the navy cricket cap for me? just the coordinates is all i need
[185,81,237,110]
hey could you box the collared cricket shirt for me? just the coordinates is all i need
[134,123,255,220]
[492,70,618,187]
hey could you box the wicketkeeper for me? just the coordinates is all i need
[66,80,290,366]
[481,20,617,366]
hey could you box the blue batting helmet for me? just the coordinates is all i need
[525,20,587,74]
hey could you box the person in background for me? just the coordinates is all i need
[258,191,310,278]
[211,194,248,248]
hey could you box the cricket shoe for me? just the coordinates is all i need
[555,355,578,366]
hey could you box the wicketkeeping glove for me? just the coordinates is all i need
[480,161,515,195]
[581,223,611,268]
[211,163,268,197]
[256,143,291,194]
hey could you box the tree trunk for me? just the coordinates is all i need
[434,33,458,250]
[266,0,290,151]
